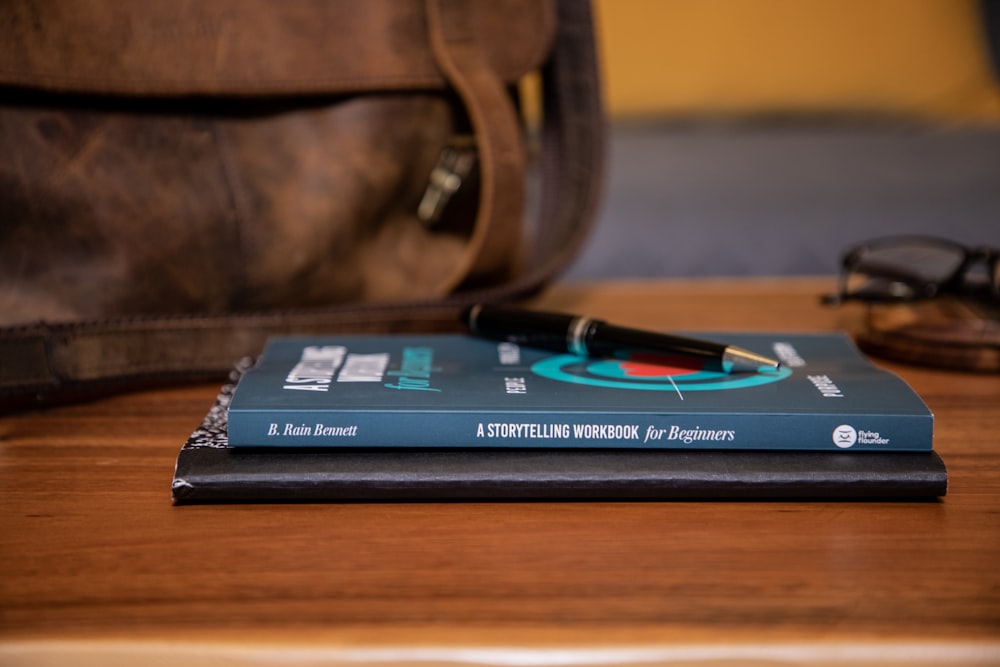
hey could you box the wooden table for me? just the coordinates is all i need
[2,278,999,666]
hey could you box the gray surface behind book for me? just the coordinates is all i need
[565,122,1000,280]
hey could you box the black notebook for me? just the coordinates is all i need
[171,365,947,503]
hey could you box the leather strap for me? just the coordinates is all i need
[0,0,604,410]
[532,0,607,287]
[425,0,525,291]
[0,305,466,408]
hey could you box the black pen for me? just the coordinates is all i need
[462,304,781,374]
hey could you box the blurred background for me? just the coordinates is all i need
[564,0,1000,279]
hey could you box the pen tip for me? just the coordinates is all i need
[723,346,782,373]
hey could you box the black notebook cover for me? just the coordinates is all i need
[171,368,947,503]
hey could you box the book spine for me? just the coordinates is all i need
[227,410,933,451]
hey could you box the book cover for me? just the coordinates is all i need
[171,370,948,503]
[227,333,934,452]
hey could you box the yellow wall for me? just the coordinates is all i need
[595,0,1000,122]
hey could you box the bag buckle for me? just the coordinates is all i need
[418,136,477,226]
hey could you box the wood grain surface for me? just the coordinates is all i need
[2,278,999,665]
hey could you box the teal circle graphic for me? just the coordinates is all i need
[532,355,792,391]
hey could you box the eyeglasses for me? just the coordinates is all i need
[822,236,1000,306]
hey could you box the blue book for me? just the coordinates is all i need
[227,333,933,451]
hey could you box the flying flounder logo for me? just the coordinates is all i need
[532,353,792,392]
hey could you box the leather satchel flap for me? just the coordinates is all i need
[0,0,555,95]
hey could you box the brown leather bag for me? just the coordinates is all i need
[0,0,604,408]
